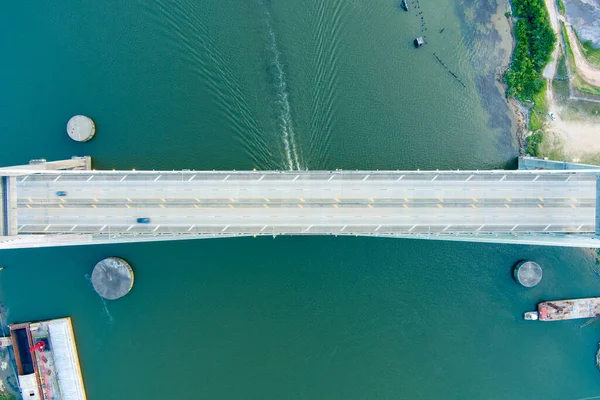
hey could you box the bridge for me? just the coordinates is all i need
[1,156,600,249]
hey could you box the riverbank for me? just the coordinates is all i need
[502,0,600,160]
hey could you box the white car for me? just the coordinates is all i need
[548,112,556,121]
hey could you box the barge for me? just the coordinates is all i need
[9,317,87,399]
[524,297,600,321]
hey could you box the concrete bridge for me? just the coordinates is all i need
[1,156,600,249]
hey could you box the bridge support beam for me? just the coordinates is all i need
[518,156,599,170]
[0,156,92,172]
[2,177,17,236]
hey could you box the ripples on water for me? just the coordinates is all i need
[306,0,347,167]
[139,0,279,169]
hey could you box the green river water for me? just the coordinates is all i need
[1,0,600,399]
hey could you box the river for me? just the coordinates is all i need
[1,0,600,399]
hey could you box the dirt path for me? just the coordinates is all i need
[543,0,600,86]
[537,0,600,160]
[561,16,600,86]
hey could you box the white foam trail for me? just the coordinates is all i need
[85,273,114,324]
[100,298,114,324]
[262,5,302,170]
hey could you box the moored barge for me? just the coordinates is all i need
[524,297,600,321]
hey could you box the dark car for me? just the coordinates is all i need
[56,191,67,197]
[137,217,151,224]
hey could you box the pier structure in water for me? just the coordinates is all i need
[8,317,86,400]
[1,156,600,249]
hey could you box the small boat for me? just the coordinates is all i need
[401,0,409,11]
[524,312,538,321]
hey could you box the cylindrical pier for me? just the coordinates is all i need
[67,115,95,142]
[513,261,542,287]
[91,257,134,300]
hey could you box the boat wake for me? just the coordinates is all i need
[261,1,303,170]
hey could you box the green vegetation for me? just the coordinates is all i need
[505,0,556,101]
[529,79,548,131]
[525,132,544,156]
[556,0,565,15]
[529,112,544,131]
[554,53,568,80]
[581,40,600,69]
[505,11,512,18]
[0,392,15,400]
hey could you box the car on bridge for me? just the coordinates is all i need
[136,217,151,224]
[55,191,67,197]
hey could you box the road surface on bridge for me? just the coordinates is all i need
[12,171,597,236]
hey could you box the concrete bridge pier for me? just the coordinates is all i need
[0,156,92,172]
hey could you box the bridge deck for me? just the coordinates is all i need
[10,171,597,240]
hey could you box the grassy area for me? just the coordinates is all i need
[532,82,548,113]
[581,40,600,69]
[557,0,565,15]
[525,132,544,156]
[529,80,548,131]
[562,22,577,70]
[554,52,568,80]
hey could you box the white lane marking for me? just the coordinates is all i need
[120,175,127,182]
[188,174,196,182]
[258,175,265,181]
[187,225,195,232]
[500,175,506,181]
[408,225,417,232]
[86,176,94,182]
[126,225,134,232]
[375,225,382,231]
[222,225,229,232]
[430,175,438,182]
[305,225,313,232]
[53,175,61,182]
[442,225,451,232]
[293,175,299,182]
[396,175,405,181]
[465,175,474,181]
[44,225,50,232]
[154,175,161,182]
[341,225,347,231]
[532,175,539,182]
[153,225,160,232]
[328,175,335,182]
[577,224,584,231]
[18,225,25,232]
[510,225,518,231]
[566,175,572,182]
[22,176,28,182]
[261,225,268,232]
[100,225,107,231]
[476,225,484,232]
[544,225,551,231]
[363,175,369,181]
[70,225,77,231]
[223,175,230,181]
